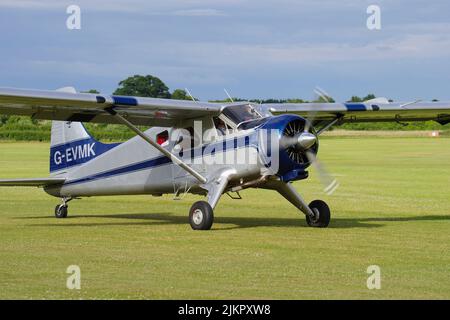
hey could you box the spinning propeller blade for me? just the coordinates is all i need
[305,87,339,195]
[305,150,339,195]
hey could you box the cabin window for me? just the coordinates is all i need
[222,104,261,125]
[213,117,232,136]
[156,130,169,146]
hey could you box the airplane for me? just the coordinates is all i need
[0,86,449,230]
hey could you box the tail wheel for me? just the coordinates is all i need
[55,205,68,219]
[306,200,330,228]
[189,201,214,230]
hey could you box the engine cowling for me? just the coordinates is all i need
[259,115,319,182]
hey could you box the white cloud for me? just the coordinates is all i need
[0,0,64,9]
[0,0,367,14]
[0,0,237,13]
[2,0,450,100]
[172,9,226,17]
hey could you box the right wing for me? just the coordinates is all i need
[264,100,450,125]
[0,178,65,187]
[0,87,226,127]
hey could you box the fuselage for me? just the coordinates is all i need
[45,127,261,197]
[45,114,315,198]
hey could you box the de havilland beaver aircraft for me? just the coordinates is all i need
[0,86,449,230]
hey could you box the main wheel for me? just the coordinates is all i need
[306,200,330,228]
[189,201,214,230]
[55,204,68,219]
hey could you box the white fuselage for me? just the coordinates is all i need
[45,126,262,198]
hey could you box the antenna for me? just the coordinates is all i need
[185,88,197,103]
[224,89,234,103]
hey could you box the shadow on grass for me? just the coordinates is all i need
[18,212,450,230]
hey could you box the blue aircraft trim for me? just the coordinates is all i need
[50,138,120,173]
[63,135,256,187]
[64,156,172,186]
[344,103,367,111]
[112,96,138,106]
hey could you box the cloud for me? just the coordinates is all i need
[0,0,64,9]
[172,9,226,17]
[0,0,367,15]
[0,0,236,13]
[1,0,450,100]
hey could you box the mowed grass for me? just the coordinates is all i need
[0,137,449,300]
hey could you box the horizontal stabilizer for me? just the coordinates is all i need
[0,178,65,187]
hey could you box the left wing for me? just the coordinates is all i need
[264,100,450,125]
[0,178,65,187]
[0,87,225,127]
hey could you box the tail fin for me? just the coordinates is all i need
[50,121,120,175]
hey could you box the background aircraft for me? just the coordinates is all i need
[0,86,449,230]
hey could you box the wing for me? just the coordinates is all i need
[264,100,450,125]
[0,87,224,127]
[0,178,65,187]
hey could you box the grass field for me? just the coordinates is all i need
[0,137,449,299]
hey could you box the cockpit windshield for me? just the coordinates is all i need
[222,104,262,125]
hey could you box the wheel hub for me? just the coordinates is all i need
[310,208,320,222]
[192,209,204,225]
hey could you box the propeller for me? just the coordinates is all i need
[281,87,340,195]
[307,87,339,195]
[305,150,339,195]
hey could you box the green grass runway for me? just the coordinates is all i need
[0,137,449,299]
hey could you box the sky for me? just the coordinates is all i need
[0,0,449,102]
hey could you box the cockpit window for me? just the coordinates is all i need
[237,117,268,130]
[222,104,262,125]
[213,117,232,136]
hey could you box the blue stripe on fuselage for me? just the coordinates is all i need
[63,134,255,187]
[63,156,172,186]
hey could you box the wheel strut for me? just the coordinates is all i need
[55,197,73,219]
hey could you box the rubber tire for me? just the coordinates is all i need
[55,205,68,218]
[189,201,214,230]
[306,200,330,228]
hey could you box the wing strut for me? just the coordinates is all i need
[316,117,342,135]
[105,108,207,184]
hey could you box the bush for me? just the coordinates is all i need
[0,117,137,142]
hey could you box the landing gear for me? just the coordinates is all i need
[262,180,332,228]
[189,201,214,230]
[54,204,68,218]
[54,197,72,219]
[306,200,330,228]
[187,168,235,230]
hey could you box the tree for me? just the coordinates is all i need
[349,96,363,102]
[171,89,192,100]
[286,98,306,103]
[209,98,247,103]
[114,75,171,98]
[348,94,376,102]
[362,94,376,101]
[83,89,100,94]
